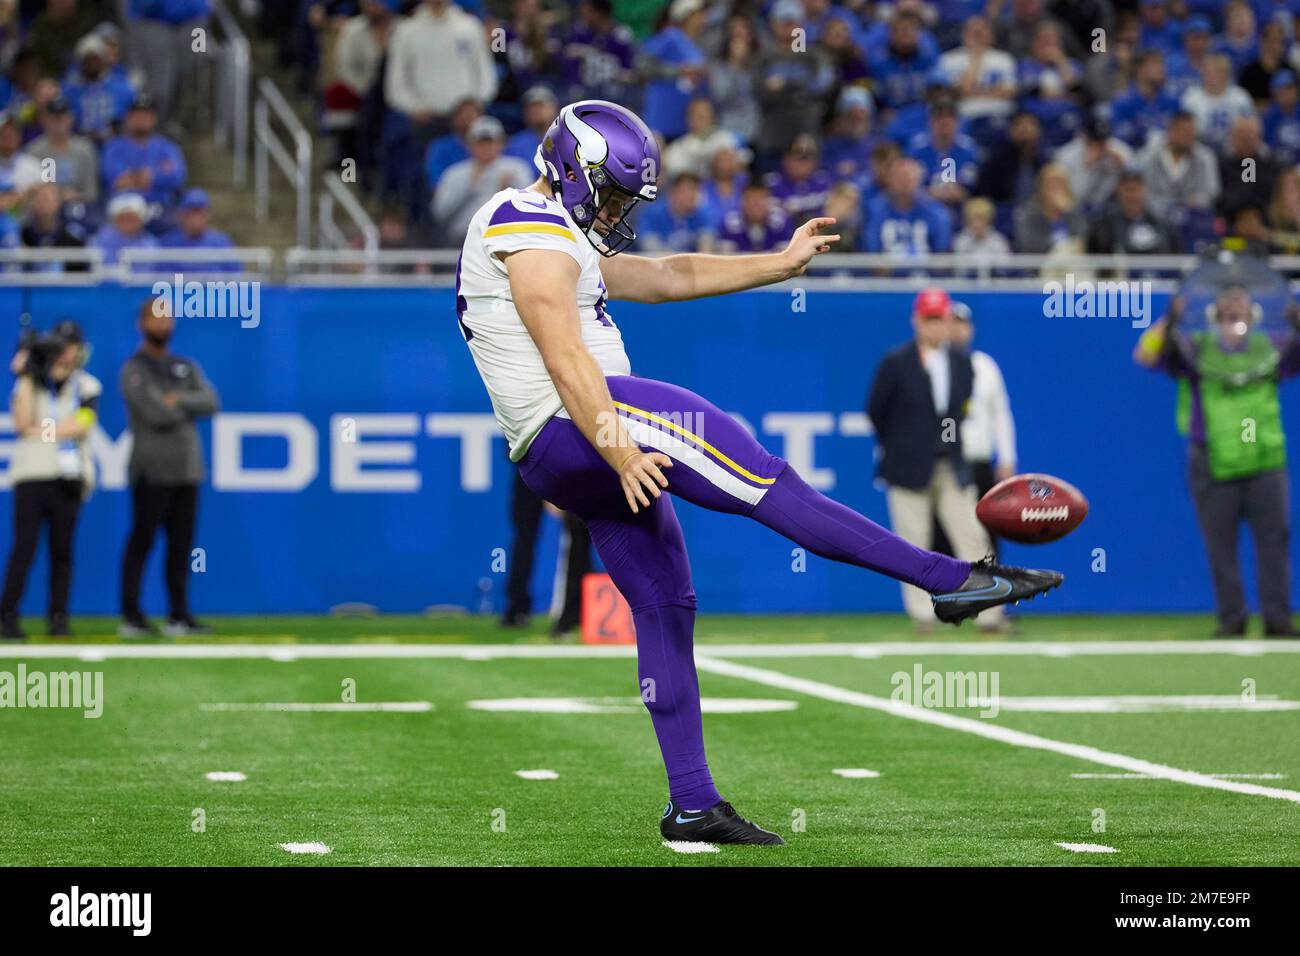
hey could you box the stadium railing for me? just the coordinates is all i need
[199,0,252,188]
[319,172,379,253]
[254,77,312,249]
[8,251,1300,289]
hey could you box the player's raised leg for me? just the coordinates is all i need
[593,376,1062,619]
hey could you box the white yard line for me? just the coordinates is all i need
[200,702,433,713]
[2,639,1298,660]
[692,656,1300,805]
[1071,772,1287,780]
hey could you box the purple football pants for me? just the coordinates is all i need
[517,375,970,811]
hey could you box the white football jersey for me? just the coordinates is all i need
[456,187,631,460]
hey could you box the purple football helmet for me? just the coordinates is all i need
[534,100,660,256]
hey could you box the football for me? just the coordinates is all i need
[976,473,1088,544]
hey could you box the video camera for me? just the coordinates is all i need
[14,319,87,383]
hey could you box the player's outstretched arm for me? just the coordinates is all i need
[504,248,671,513]
[602,217,840,304]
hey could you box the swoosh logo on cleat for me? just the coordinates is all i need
[935,577,1014,602]
[675,813,708,825]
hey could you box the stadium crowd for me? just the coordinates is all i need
[0,0,235,271]
[285,0,1300,258]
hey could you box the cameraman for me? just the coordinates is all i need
[1134,287,1300,637]
[1,321,101,639]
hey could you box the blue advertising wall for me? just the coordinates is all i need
[0,283,1296,615]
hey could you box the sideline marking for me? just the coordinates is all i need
[663,840,720,855]
[1056,842,1117,854]
[515,769,559,780]
[279,842,331,855]
[832,768,880,778]
[4,640,1299,660]
[693,656,1300,805]
[205,771,247,782]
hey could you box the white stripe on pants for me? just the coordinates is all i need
[886,459,1000,625]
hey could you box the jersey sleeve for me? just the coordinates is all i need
[480,195,584,266]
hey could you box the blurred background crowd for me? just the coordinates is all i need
[255,0,1300,260]
[0,1,236,271]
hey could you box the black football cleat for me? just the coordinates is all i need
[660,799,785,845]
[932,557,1064,625]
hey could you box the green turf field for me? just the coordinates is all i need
[1,614,1297,866]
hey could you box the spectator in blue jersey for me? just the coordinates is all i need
[935,15,1018,150]
[700,141,750,221]
[101,95,187,209]
[124,0,212,125]
[1017,20,1084,148]
[764,135,834,228]
[822,86,876,184]
[756,1,836,163]
[92,191,160,267]
[637,172,717,253]
[63,34,135,144]
[638,0,708,141]
[867,8,938,110]
[1263,70,1300,163]
[1166,15,1213,97]
[159,188,236,272]
[1240,20,1289,102]
[718,178,791,252]
[1013,163,1085,254]
[799,0,861,45]
[860,0,940,58]
[863,156,953,256]
[423,100,481,196]
[561,0,636,104]
[504,87,558,167]
[1138,0,1184,55]
[1214,0,1260,75]
[907,96,979,210]
[1112,51,1181,149]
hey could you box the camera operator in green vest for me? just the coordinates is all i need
[1,321,102,640]
[1134,284,1300,637]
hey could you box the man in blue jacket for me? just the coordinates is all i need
[102,95,187,209]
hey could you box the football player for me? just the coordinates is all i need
[455,100,1063,845]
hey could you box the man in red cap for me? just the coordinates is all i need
[867,287,1004,632]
